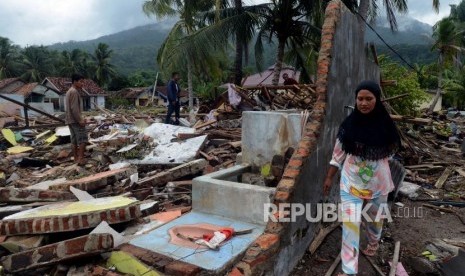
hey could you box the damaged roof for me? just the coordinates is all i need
[0,78,24,90]
[43,77,106,96]
[116,87,150,99]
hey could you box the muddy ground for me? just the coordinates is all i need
[293,197,465,276]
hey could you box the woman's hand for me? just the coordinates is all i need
[323,178,332,197]
[323,165,338,196]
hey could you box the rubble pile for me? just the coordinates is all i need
[0,84,316,275]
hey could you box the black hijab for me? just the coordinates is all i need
[337,80,401,160]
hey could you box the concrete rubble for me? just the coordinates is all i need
[0,79,464,276]
[0,99,298,274]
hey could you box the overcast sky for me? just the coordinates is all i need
[0,0,461,47]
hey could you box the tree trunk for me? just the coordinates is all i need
[428,55,443,114]
[271,38,286,86]
[187,59,193,110]
[358,0,370,34]
[234,0,243,86]
[428,75,442,114]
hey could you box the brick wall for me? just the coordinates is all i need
[227,0,380,275]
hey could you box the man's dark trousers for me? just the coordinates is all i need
[165,102,180,124]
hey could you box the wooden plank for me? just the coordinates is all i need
[435,167,454,189]
[390,115,432,126]
[324,254,341,276]
[382,93,409,102]
[194,120,217,130]
[455,168,465,178]
[177,133,204,140]
[308,223,340,254]
[388,241,401,276]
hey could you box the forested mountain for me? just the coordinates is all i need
[45,16,436,76]
[48,24,170,75]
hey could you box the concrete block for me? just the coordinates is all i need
[137,159,207,187]
[0,196,141,235]
[0,233,113,273]
[193,165,275,225]
[242,111,302,168]
[0,188,75,203]
[49,167,137,191]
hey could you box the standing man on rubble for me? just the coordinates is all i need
[165,72,181,125]
[65,74,88,166]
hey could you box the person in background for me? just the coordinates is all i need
[65,74,88,166]
[282,73,298,85]
[165,72,181,125]
[323,80,401,276]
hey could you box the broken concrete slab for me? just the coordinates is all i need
[0,235,46,253]
[0,205,32,219]
[0,233,113,274]
[137,159,207,187]
[70,187,95,201]
[0,187,75,203]
[143,123,195,144]
[48,167,137,192]
[91,221,125,248]
[130,135,207,165]
[0,196,141,235]
[140,200,160,217]
[25,177,67,190]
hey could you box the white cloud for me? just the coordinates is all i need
[0,0,154,46]
[0,0,462,47]
[406,0,461,25]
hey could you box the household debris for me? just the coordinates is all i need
[1,85,464,275]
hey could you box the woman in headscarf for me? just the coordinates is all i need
[323,80,401,276]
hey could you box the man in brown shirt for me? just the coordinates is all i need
[65,74,87,165]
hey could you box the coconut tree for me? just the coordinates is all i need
[0,37,21,79]
[20,46,55,82]
[428,18,464,113]
[58,49,90,77]
[143,0,216,109]
[254,0,322,85]
[92,43,117,88]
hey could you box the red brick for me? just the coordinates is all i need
[2,234,113,273]
[265,221,284,234]
[164,261,200,276]
[254,234,279,251]
[288,158,303,168]
[274,191,289,202]
[242,253,269,268]
[244,247,261,259]
[277,178,295,191]
[117,244,172,269]
[91,266,121,276]
[228,267,245,276]
[282,168,299,179]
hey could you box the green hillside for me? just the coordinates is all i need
[48,24,168,75]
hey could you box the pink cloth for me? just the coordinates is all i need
[330,139,394,199]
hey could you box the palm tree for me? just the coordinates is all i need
[255,0,321,85]
[143,0,216,109]
[20,46,54,82]
[92,43,117,88]
[428,17,464,113]
[443,67,465,109]
[58,49,89,77]
[0,37,21,79]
